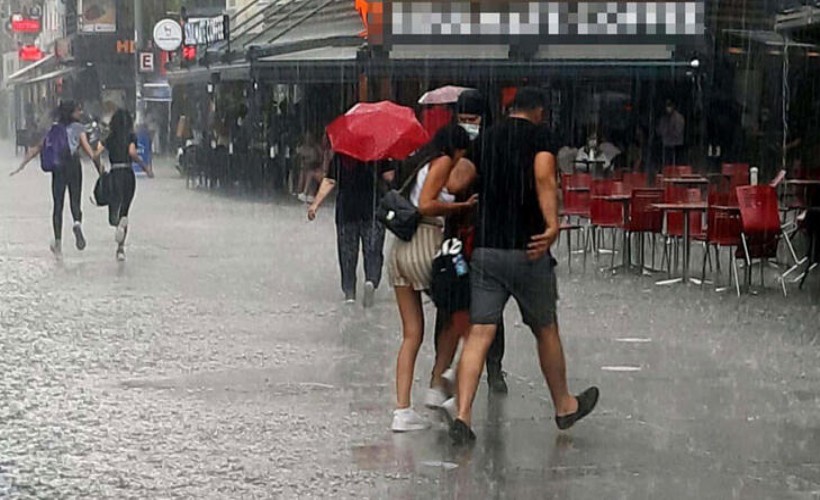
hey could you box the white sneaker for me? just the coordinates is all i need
[441,397,458,425]
[116,244,126,262]
[391,408,430,432]
[72,222,86,251]
[442,368,456,387]
[363,281,376,308]
[50,239,62,259]
[424,386,450,409]
[115,217,128,244]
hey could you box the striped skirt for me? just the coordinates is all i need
[388,220,443,291]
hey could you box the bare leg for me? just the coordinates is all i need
[456,323,497,425]
[431,310,469,387]
[534,322,577,416]
[394,286,424,409]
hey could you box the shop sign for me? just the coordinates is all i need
[11,15,41,34]
[153,19,183,52]
[116,40,136,54]
[78,0,117,33]
[19,45,44,62]
[371,0,705,46]
[139,52,155,72]
[183,15,230,46]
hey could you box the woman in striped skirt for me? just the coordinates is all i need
[389,125,477,432]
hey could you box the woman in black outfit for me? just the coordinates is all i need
[98,109,152,261]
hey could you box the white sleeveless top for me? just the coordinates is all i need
[409,163,455,227]
[409,163,455,207]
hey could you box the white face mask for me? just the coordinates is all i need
[460,122,480,140]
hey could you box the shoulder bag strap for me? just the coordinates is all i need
[398,153,436,195]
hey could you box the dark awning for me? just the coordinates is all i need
[166,63,250,85]
[362,55,694,83]
[252,44,361,83]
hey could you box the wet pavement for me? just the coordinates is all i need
[1,140,820,499]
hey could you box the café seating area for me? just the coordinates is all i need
[560,164,820,295]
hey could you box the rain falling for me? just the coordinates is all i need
[1,0,820,498]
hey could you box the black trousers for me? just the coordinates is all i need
[108,168,136,226]
[434,309,505,374]
[51,157,82,241]
[336,219,386,297]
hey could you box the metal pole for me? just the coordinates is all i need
[134,0,144,123]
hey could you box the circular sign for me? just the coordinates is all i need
[153,19,183,52]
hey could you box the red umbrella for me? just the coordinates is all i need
[326,101,429,162]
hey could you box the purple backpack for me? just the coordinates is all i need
[40,124,70,172]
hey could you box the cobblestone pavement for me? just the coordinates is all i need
[1,141,820,499]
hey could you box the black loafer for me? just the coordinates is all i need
[555,386,599,431]
[449,419,476,445]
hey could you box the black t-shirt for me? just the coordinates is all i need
[105,133,137,164]
[467,117,556,250]
[328,154,394,223]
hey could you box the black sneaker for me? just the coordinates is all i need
[449,419,476,445]
[487,369,508,394]
[555,387,600,431]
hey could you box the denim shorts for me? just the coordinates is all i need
[470,248,558,329]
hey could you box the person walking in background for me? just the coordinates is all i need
[95,109,152,261]
[296,130,326,203]
[307,153,394,307]
[10,100,101,259]
[657,99,685,167]
[445,87,599,444]
[386,125,476,432]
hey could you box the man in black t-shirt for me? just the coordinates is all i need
[448,87,599,444]
[308,153,395,307]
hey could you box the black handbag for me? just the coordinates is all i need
[92,171,112,207]
[376,158,430,241]
[430,237,471,312]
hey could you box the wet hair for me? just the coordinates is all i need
[107,108,134,156]
[396,124,470,184]
[57,100,79,125]
[430,123,471,158]
[511,87,547,112]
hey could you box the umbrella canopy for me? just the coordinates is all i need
[418,85,475,106]
[326,101,429,162]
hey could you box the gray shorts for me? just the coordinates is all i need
[470,248,558,329]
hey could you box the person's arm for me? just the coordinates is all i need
[417,156,477,217]
[79,132,103,175]
[307,177,336,220]
[446,158,477,195]
[528,152,560,260]
[10,143,42,176]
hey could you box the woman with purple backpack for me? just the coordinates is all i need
[10,101,101,259]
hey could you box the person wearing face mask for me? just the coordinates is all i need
[425,90,510,419]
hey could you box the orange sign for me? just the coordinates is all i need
[355,0,368,38]
[116,40,135,54]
